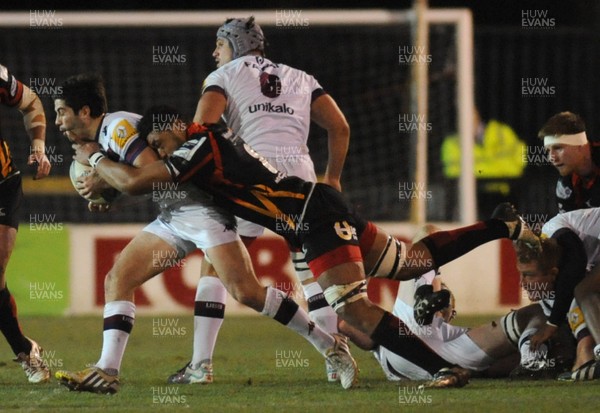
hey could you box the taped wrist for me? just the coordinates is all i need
[89,151,106,169]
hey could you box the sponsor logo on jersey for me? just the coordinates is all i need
[111,119,138,149]
[248,102,295,115]
[260,72,282,98]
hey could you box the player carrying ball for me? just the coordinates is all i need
[64,107,540,390]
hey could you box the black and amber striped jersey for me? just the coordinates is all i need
[164,123,314,244]
[0,64,24,181]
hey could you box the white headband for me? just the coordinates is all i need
[544,131,588,147]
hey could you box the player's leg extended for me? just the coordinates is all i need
[56,231,177,394]
[360,214,535,281]
[304,221,454,378]
[206,239,357,388]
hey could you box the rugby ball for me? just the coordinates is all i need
[69,160,119,204]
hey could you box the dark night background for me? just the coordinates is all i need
[1,0,598,222]
[4,0,599,27]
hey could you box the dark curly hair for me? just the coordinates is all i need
[55,73,107,117]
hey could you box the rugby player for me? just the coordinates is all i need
[174,16,350,384]
[0,63,51,383]
[54,75,357,394]
[538,112,600,378]
[539,209,600,380]
[339,239,561,383]
[72,107,541,387]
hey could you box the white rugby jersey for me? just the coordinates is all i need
[94,111,213,210]
[542,208,600,270]
[202,55,325,158]
[96,111,145,165]
[375,298,492,380]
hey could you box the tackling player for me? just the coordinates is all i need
[73,107,542,387]
[175,16,350,384]
[53,75,357,394]
[0,63,51,383]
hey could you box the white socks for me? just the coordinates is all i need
[96,300,136,374]
[262,286,334,355]
[192,276,227,368]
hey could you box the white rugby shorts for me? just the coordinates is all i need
[143,204,239,258]
[375,299,493,380]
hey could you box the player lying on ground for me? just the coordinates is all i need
[54,77,358,394]
[67,106,542,390]
[340,237,575,384]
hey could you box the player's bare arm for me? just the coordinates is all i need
[193,90,227,124]
[310,94,349,191]
[18,85,51,179]
[74,142,171,195]
[76,146,158,201]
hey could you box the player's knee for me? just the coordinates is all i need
[104,266,136,297]
[230,284,263,311]
[104,269,116,290]
[323,280,368,315]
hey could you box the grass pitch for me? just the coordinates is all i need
[0,315,598,412]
